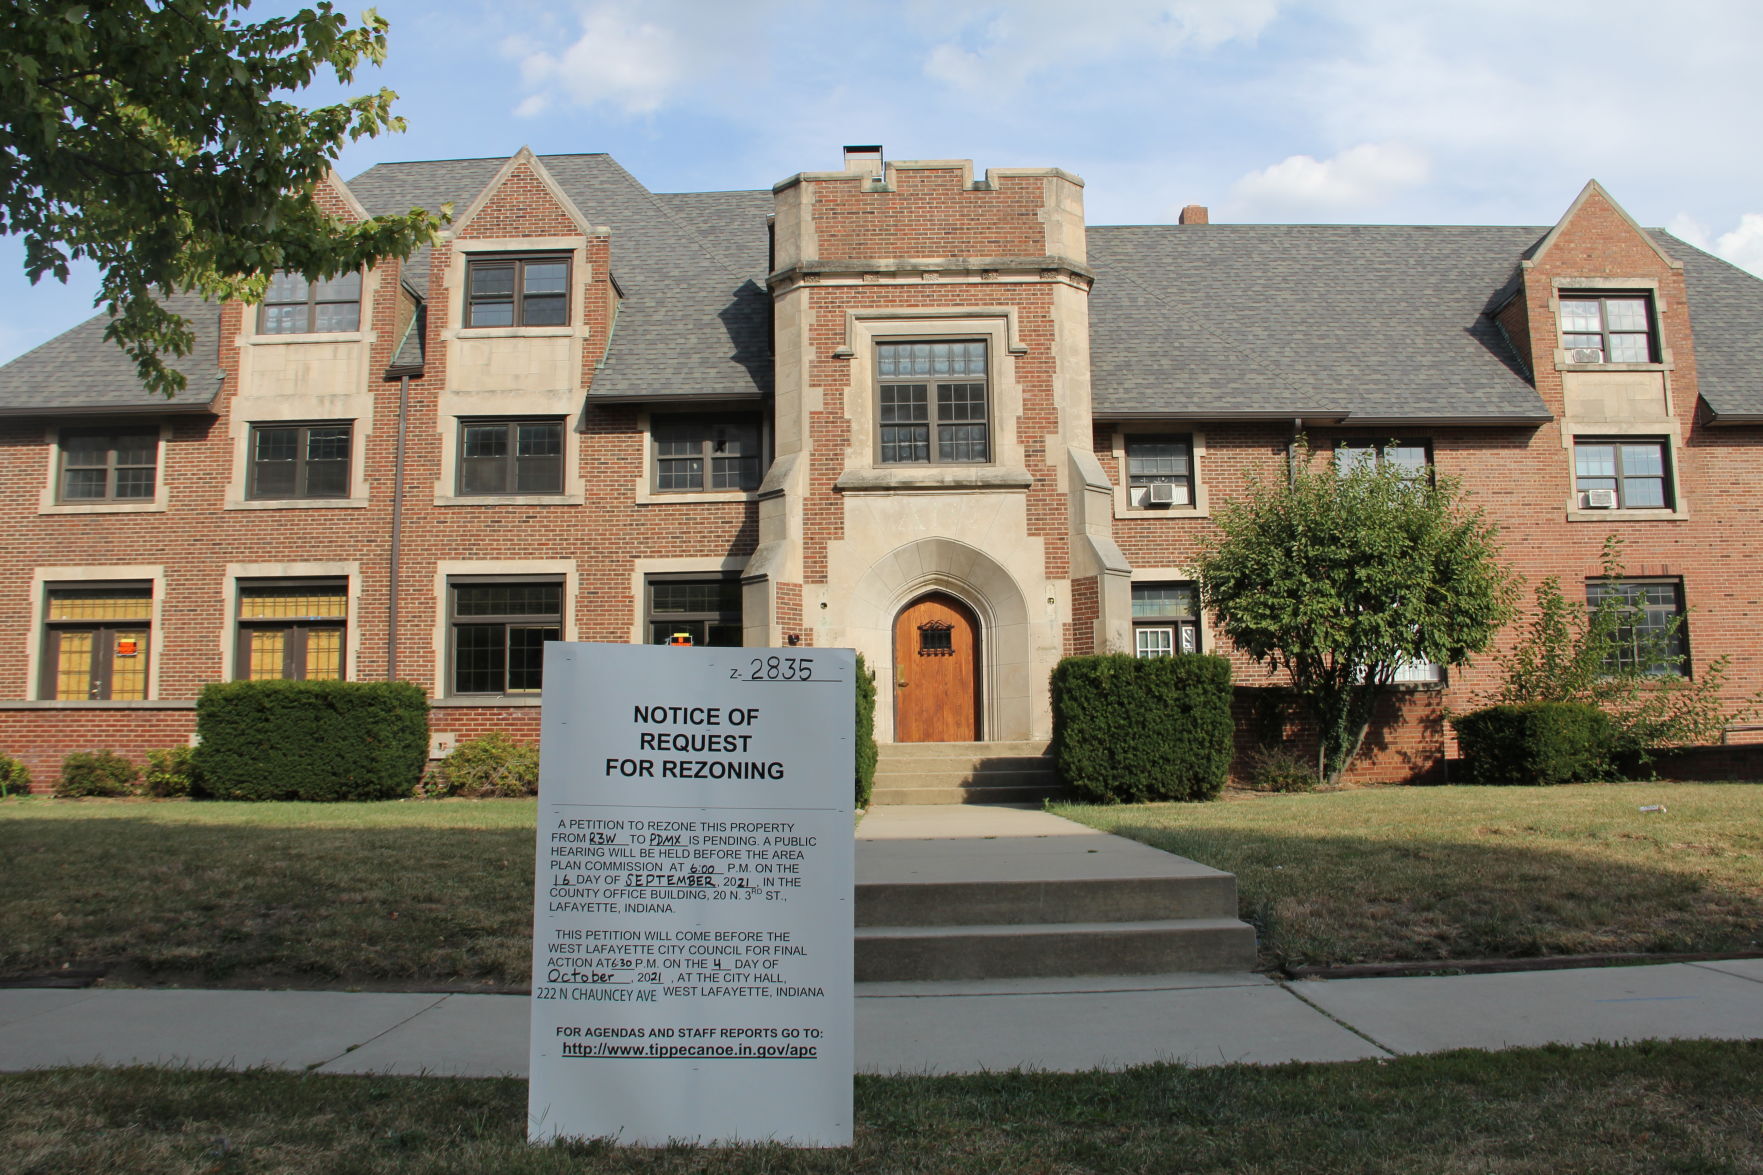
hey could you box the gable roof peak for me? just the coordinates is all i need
[444,146,601,241]
[319,168,372,222]
[1527,178,1682,271]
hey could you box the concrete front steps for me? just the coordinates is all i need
[870,740,1061,805]
[855,806,1259,983]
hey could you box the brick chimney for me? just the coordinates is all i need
[1179,204,1209,225]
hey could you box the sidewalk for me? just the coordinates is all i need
[3,804,1760,1077]
[5,960,1760,1077]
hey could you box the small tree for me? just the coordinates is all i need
[1495,537,1741,761]
[1197,441,1513,784]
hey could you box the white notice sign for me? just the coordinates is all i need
[527,642,854,1148]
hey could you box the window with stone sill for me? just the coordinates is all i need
[1132,582,1200,658]
[1560,293,1657,364]
[1573,439,1671,510]
[448,579,562,695]
[465,255,569,328]
[876,340,989,465]
[1587,579,1688,677]
[458,419,565,495]
[248,423,351,499]
[41,585,152,700]
[1125,435,1194,508]
[258,270,361,334]
[646,575,743,647]
[652,414,763,493]
[58,428,157,503]
[235,581,347,681]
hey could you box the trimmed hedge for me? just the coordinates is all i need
[193,680,428,801]
[56,750,139,797]
[1051,654,1234,803]
[1451,701,1619,786]
[854,653,878,809]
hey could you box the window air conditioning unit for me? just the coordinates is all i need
[1582,488,1619,509]
[1569,347,1604,364]
[1146,483,1181,506]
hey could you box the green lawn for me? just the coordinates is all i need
[0,797,537,988]
[4,783,1760,987]
[2,1041,1759,1174]
[1054,782,1763,970]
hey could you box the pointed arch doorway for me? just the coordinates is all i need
[892,592,981,742]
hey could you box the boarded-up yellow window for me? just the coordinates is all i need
[49,589,152,622]
[44,586,153,700]
[239,588,348,621]
[236,582,347,681]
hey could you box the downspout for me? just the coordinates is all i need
[1286,417,1302,484]
[387,373,410,681]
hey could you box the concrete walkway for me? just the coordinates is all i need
[3,805,1761,1077]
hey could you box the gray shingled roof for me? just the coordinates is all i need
[1659,231,1763,421]
[8,158,1763,424]
[347,154,772,402]
[1088,224,1551,423]
[0,291,223,415]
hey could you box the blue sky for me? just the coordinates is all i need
[6,0,1762,366]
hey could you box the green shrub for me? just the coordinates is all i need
[144,745,200,798]
[421,732,539,798]
[1452,701,1620,786]
[0,752,33,797]
[56,750,140,797]
[854,653,878,809]
[193,680,429,801]
[1240,743,1319,793]
[1051,654,1234,803]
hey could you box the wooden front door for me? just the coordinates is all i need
[892,593,980,742]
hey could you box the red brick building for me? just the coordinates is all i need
[3,147,1760,788]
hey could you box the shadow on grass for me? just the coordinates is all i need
[1,816,537,988]
[1097,818,1763,969]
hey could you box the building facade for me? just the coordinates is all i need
[4,146,1762,787]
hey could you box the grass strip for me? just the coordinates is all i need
[1053,782,1763,969]
[1,1040,1759,1174]
[0,798,537,988]
[4,783,1760,985]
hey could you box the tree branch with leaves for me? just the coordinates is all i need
[1494,536,1747,763]
[0,0,446,395]
[1197,440,1515,783]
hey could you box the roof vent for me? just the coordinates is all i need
[1179,204,1209,225]
[843,145,883,178]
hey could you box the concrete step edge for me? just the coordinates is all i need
[857,884,1240,925]
[857,916,1250,939]
[871,773,1056,788]
[878,742,1050,758]
[868,788,1063,805]
[874,757,1054,772]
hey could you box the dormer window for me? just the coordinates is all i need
[1560,294,1656,364]
[466,256,569,327]
[259,271,362,334]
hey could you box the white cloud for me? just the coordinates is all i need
[506,5,683,115]
[1670,212,1763,279]
[1666,214,1712,252]
[919,0,1281,93]
[1247,0,1763,223]
[503,0,772,117]
[1228,142,1429,217]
